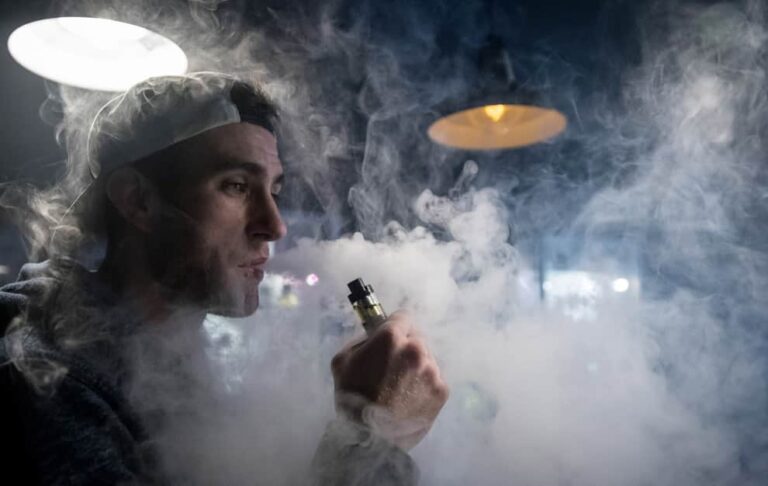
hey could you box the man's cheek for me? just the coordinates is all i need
[217,267,261,316]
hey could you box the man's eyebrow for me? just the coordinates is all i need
[215,159,284,184]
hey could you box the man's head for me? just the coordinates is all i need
[87,73,286,317]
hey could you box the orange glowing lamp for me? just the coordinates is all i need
[427,34,567,151]
[428,103,566,151]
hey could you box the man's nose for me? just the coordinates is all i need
[246,191,287,242]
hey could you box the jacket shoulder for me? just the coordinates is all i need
[0,335,155,485]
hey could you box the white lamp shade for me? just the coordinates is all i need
[7,17,188,92]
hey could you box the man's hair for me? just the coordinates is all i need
[81,74,279,243]
[229,80,278,134]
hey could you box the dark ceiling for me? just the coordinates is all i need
[0,0,640,184]
[0,0,710,273]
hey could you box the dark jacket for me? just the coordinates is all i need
[0,261,156,485]
[0,261,417,485]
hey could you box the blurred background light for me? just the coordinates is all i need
[542,271,600,300]
[539,234,641,321]
[305,273,319,286]
[611,277,630,293]
[7,17,188,92]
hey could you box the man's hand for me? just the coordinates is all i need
[330,311,449,451]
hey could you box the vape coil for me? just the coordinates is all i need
[347,278,387,335]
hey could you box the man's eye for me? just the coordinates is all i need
[223,181,249,195]
[272,183,283,202]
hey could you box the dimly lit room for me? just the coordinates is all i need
[1,0,766,484]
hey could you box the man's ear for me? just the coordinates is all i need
[104,167,158,233]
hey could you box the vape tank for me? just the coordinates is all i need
[347,278,387,335]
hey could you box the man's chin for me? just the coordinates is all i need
[209,288,260,318]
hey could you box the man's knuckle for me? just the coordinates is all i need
[400,342,425,367]
[421,365,438,383]
[376,327,401,348]
[330,353,345,373]
[435,382,450,401]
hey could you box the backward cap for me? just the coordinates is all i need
[87,72,244,176]
[73,72,277,241]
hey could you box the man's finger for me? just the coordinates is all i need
[341,333,368,353]
[376,310,414,338]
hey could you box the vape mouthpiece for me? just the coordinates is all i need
[347,278,387,335]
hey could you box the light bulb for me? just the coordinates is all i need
[483,104,506,122]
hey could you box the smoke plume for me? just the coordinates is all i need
[6,0,768,484]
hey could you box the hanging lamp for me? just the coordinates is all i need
[8,17,188,92]
[428,35,566,150]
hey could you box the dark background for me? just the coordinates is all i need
[0,0,645,282]
[1,1,767,480]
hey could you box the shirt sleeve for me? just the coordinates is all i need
[310,418,419,486]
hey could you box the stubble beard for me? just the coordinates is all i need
[147,239,259,318]
[145,222,245,317]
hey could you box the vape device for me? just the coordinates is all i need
[347,278,387,335]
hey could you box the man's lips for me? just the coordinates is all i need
[238,258,268,267]
[238,258,268,280]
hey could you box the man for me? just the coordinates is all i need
[0,73,448,484]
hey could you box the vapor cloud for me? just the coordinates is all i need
[7,0,768,484]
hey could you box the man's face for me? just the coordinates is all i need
[145,123,286,317]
